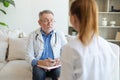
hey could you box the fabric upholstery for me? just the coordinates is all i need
[0,60,32,80]
[0,42,8,62]
[0,62,6,70]
[7,38,28,60]
[0,30,8,62]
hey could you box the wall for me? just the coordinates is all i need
[0,0,68,34]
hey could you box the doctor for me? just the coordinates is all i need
[26,10,67,80]
[60,0,117,80]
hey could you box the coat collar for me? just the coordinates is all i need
[35,28,56,42]
[35,28,56,35]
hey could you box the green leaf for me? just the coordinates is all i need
[5,0,15,7]
[3,1,10,7]
[0,0,4,2]
[0,0,15,7]
[0,9,6,14]
[0,22,8,27]
[0,0,15,28]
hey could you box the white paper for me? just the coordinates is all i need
[37,65,61,70]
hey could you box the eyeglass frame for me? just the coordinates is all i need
[40,19,56,24]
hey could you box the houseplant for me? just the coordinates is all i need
[0,0,15,27]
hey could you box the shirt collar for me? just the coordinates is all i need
[35,28,56,36]
[40,28,54,36]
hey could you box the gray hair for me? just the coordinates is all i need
[39,10,54,19]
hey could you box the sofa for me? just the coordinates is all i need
[0,29,119,80]
[0,28,32,80]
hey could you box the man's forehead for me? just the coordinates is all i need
[41,13,54,19]
[42,13,53,16]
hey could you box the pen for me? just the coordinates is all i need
[47,57,55,63]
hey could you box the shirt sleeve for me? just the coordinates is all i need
[60,45,81,80]
[32,59,38,67]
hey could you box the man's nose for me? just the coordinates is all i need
[48,21,53,25]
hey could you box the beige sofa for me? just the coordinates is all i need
[0,29,119,80]
[0,29,32,80]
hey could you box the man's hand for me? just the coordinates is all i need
[37,58,56,67]
[54,58,61,66]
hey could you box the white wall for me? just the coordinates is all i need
[0,0,69,34]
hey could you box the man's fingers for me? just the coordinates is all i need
[47,58,55,63]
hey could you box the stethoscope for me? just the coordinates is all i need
[35,32,57,47]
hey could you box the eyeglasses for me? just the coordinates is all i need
[40,19,56,24]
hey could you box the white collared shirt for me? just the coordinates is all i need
[60,36,118,80]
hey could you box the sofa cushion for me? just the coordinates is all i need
[7,38,28,60]
[0,62,7,71]
[0,30,8,62]
[0,60,32,80]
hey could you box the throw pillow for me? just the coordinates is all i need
[7,38,28,60]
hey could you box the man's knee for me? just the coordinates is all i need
[52,67,61,78]
[32,66,46,80]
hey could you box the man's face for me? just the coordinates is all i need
[38,13,55,34]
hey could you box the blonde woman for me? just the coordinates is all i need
[60,0,117,80]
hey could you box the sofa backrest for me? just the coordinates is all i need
[0,29,8,62]
[0,28,28,62]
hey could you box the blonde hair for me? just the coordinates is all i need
[70,0,99,46]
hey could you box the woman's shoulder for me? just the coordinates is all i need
[95,36,110,48]
[92,36,116,57]
[65,36,83,50]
